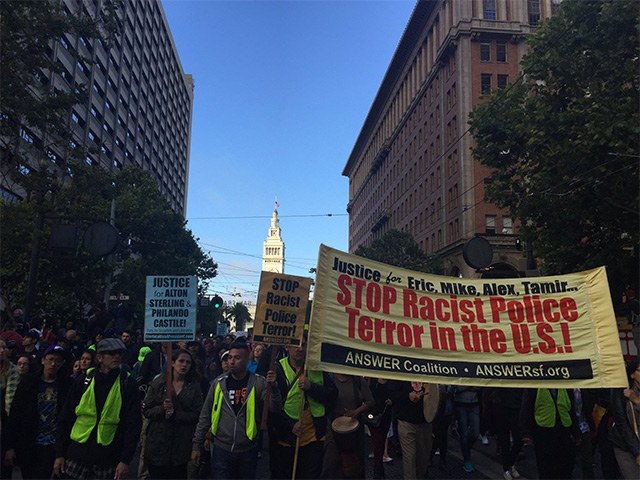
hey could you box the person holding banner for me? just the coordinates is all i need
[270,338,337,480]
[520,388,579,479]
[142,349,203,479]
[389,380,440,480]
[191,342,280,479]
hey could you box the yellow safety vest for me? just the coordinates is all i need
[279,358,324,419]
[535,388,572,428]
[70,370,123,445]
[210,377,258,441]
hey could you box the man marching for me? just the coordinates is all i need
[53,338,141,480]
[191,341,280,479]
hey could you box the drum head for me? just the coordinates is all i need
[332,415,359,434]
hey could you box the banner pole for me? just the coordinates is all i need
[260,345,278,430]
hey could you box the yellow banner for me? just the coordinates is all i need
[253,271,311,347]
[307,245,627,388]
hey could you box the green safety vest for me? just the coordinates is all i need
[70,369,123,446]
[535,388,572,428]
[279,357,324,419]
[210,377,258,441]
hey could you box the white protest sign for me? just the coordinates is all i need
[144,275,197,342]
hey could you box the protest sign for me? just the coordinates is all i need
[253,271,311,346]
[144,275,197,342]
[307,245,627,388]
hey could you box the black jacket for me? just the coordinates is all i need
[609,388,640,457]
[55,368,141,467]
[7,374,71,461]
[388,381,427,424]
[143,376,203,466]
[270,358,337,445]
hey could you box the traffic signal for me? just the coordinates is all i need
[212,295,223,310]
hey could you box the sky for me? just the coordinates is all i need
[162,0,416,305]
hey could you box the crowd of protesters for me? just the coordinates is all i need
[1,305,639,480]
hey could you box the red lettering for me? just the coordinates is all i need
[358,315,373,341]
[337,275,351,306]
[346,307,359,338]
[536,323,556,353]
[489,329,507,353]
[365,282,381,313]
[352,278,366,309]
[382,286,397,314]
[560,298,578,321]
[542,298,560,322]
[403,289,418,318]
[490,297,506,322]
[435,298,451,321]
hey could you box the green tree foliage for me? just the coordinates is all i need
[224,302,251,333]
[469,0,639,292]
[0,164,217,326]
[355,230,442,274]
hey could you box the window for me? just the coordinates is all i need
[92,83,104,97]
[47,149,61,163]
[497,74,509,89]
[483,0,497,20]
[528,0,541,25]
[20,128,34,144]
[485,215,496,234]
[481,73,492,94]
[496,42,507,63]
[60,37,70,50]
[502,217,513,234]
[480,43,491,62]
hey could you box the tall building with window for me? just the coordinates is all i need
[343,0,558,277]
[262,207,285,273]
[2,0,193,214]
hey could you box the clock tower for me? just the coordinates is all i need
[262,205,285,273]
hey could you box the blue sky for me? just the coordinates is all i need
[162,0,415,304]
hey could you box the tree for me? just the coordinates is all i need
[223,302,251,333]
[0,163,217,328]
[469,0,639,294]
[355,230,443,274]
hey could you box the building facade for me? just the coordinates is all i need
[343,0,558,277]
[262,208,285,273]
[2,0,192,214]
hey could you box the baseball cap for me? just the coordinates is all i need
[43,345,69,359]
[138,346,152,362]
[221,350,230,361]
[96,338,126,353]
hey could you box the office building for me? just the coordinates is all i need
[343,0,558,277]
[2,0,192,214]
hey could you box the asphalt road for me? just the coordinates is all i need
[12,430,588,479]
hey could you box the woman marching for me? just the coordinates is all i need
[142,348,204,479]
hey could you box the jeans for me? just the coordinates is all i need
[454,403,479,462]
[211,445,258,479]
